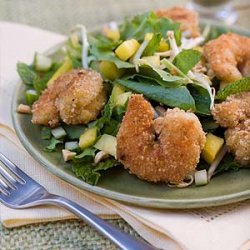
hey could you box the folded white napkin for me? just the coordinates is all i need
[0,22,249,250]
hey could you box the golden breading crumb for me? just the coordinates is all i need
[31,69,106,127]
[116,94,206,183]
[155,6,200,38]
[212,92,250,166]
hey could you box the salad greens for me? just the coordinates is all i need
[17,11,248,186]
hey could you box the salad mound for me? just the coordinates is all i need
[16,7,250,187]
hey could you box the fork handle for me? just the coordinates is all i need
[44,194,158,250]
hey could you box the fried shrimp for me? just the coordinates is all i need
[204,33,250,83]
[212,92,250,165]
[116,95,206,183]
[155,6,200,38]
[32,69,106,127]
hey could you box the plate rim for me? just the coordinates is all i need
[11,19,250,209]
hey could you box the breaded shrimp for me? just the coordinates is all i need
[155,6,200,38]
[204,33,250,83]
[212,92,250,165]
[32,69,106,127]
[116,94,206,183]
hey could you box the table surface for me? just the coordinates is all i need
[0,0,249,249]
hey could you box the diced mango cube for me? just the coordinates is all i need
[102,26,120,41]
[202,133,224,164]
[157,39,169,52]
[115,39,140,61]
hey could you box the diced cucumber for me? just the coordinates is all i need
[195,170,208,186]
[79,127,97,149]
[47,58,72,86]
[51,126,67,139]
[25,89,39,105]
[94,134,117,157]
[34,52,53,72]
[65,141,79,151]
[115,92,132,107]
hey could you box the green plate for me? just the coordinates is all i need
[12,20,250,209]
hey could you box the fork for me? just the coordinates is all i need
[0,152,158,250]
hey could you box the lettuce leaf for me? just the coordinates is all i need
[17,62,37,85]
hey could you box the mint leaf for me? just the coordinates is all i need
[173,49,201,74]
[216,77,250,101]
[44,137,63,152]
[17,62,37,85]
[117,79,195,110]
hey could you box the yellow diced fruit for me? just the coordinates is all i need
[99,61,124,80]
[157,39,169,52]
[115,92,132,107]
[141,55,160,67]
[202,133,224,164]
[47,58,72,86]
[79,127,97,150]
[94,134,117,157]
[144,33,153,41]
[102,26,120,41]
[70,33,80,48]
[112,84,125,104]
[115,39,140,61]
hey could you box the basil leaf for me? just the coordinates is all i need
[117,79,195,110]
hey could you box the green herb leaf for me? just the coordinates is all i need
[75,148,97,159]
[89,46,134,69]
[17,62,37,85]
[216,77,250,101]
[44,137,63,152]
[117,79,195,110]
[214,154,242,175]
[139,64,186,87]
[94,158,120,171]
[120,12,180,41]
[143,33,162,56]
[63,124,86,140]
[72,162,101,185]
[188,84,211,115]
[173,49,201,74]
[41,126,51,140]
